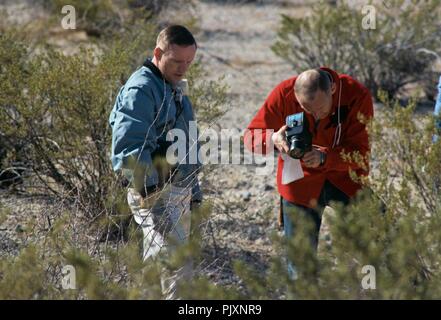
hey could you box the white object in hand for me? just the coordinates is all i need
[281,153,304,184]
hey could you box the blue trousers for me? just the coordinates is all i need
[433,75,441,142]
[282,180,350,279]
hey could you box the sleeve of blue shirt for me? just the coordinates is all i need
[111,86,159,187]
[434,75,441,143]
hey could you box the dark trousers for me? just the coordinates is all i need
[282,180,350,279]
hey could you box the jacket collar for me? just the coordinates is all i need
[319,67,342,116]
[143,58,170,85]
[319,67,343,147]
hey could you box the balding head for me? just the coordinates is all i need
[294,69,336,120]
[294,69,333,101]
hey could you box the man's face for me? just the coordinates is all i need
[296,89,333,120]
[156,43,196,85]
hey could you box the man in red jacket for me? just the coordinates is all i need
[244,68,374,279]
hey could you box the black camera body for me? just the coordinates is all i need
[285,112,312,159]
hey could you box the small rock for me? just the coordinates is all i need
[240,191,251,201]
[235,181,247,189]
[263,184,274,191]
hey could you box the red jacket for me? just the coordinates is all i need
[244,67,374,208]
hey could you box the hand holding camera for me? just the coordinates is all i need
[271,125,290,154]
[302,149,325,168]
[272,112,326,168]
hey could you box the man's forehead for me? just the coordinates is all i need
[165,44,196,55]
[297,91,328,110]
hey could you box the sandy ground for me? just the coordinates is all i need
[193,1,307,287]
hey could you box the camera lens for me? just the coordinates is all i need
[289,138,305,159]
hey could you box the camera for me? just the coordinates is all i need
[285,112,312,159]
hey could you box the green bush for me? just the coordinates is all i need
[0,199,236,299]
[272,0,441,99]
[41,0,197,39]
[187,63,229,125]
[0,222,164,299]
[46,0,122,37]
[0,25,151,214]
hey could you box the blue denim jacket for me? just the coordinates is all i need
[434,75,441,143]
[109,61,202,200]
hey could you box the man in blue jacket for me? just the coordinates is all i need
[109,25,202,299]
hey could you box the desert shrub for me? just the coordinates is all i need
[0,198,239,299]
[0,218,163,299]
[126,0,197,16]
[40,0,197,38]
[187,63,229,125]
[46,0,123,37]
[272,0,441,99]
[0,25,152,214]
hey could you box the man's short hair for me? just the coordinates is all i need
[294,69,333,101]
[156,25,197,51]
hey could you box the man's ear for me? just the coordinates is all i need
[330,82,337,95]
[153,47,163,61]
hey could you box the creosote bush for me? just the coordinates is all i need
[272,0,441,99]
[43,0,196,38]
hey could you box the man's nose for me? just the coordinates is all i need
[178,63,188,73]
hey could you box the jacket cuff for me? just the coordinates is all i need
[138,184,159,199]
[321,147,342,171]
[191,180,203,203]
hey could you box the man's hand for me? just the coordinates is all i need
[140,187,162,209]
[271,125,289,153]
[302,148,324,168]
